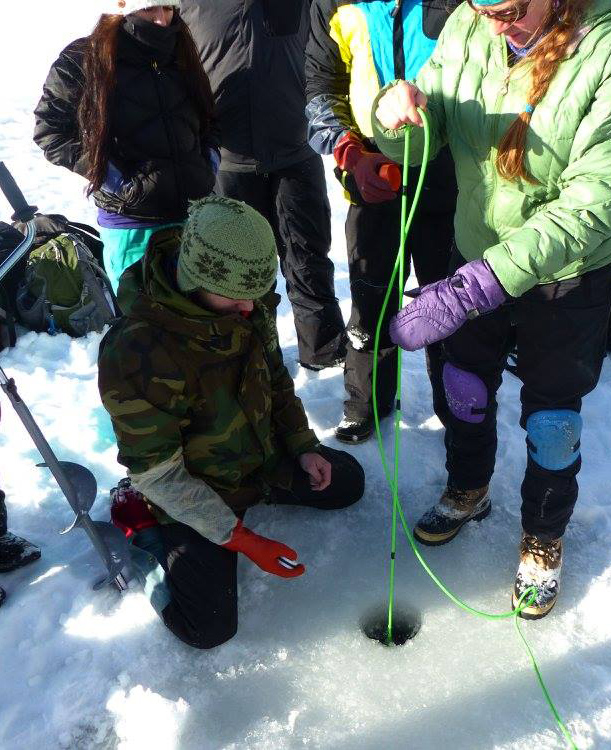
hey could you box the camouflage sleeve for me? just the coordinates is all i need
[258,304,320,457]
[98,327,237,544]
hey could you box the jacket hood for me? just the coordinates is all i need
[120,14,180,62]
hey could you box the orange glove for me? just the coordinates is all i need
[222,520,305,578]
[334,132,400,203]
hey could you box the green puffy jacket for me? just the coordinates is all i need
[98,228,319,544]
[372,0,611,298]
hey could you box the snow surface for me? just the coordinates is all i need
[1,3,611,749]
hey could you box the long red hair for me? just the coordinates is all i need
[491,0,591,182]
[77,13,214,194]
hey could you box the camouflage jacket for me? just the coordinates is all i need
[98,228,319,543]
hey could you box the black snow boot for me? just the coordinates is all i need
[335,415,375,444]
[0,586,5,607]
[0,532,41,572]
[0,489,41,572]
[413,485,491,545]
[300,355,345,372]
[512,533,562,620]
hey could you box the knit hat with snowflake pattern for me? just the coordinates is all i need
[177,197,278,300]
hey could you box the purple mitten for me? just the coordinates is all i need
[389,259,506,351]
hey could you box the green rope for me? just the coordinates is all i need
[371,111,578,749]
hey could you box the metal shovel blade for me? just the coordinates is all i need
[36,461,98,533]
[89,520,131,590]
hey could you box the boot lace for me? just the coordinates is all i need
[521,534,561,572]
[444,486,488,513]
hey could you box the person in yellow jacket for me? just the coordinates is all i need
[305,0,460,443]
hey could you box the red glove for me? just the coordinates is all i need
[222,520,305,578]
[110,479,159,539]
[334,132,400,203]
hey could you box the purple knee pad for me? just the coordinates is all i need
[443,363,487,424]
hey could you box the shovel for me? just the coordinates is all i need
[0,161,129,590]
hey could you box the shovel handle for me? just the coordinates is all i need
[0,162,37,222]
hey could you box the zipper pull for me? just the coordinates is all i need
[390,0,402,18]
[152,60,160,74]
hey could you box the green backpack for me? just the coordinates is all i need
[15,233,117,336]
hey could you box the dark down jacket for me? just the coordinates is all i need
[33,16,218,222]
[180,0,315,173]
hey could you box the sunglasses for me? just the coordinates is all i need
[467,0,531,23]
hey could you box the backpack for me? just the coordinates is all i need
[12,213,104,265]
[15,233,118,337]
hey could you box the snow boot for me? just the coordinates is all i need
[413,485,491,546]
[512,533,562,620]
[0,586,5,607]
[0,532,41,572]
[335,415,374,444]
[300,355,345,372]
[0,488,40,573]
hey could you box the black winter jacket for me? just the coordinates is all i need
[180,0,314,173]
[33,17,218,222]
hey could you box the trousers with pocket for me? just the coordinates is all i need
[215,157,346,368]
[442,252,611,540]
[135,446,364,649]
[343,195,454,422]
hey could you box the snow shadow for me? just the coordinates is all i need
[321,637,610,750]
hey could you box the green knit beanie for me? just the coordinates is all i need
[177,197,278,299]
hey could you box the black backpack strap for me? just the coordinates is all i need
[65,222,104,267]
[66,221,101,239]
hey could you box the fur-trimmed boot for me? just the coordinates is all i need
[413,485,490,545]
[512,533,562,620]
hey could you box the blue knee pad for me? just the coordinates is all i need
[526,410,582,471]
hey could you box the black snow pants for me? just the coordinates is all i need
[443,252,611,540]
[157,446,364,649]
[343,194,454,423]
[215,156,346,368]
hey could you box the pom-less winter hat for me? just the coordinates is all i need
[111,0,180,15]
[177,197,278,300]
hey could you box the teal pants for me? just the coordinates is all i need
[99,224,183,292]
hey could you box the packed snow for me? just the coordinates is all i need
[1,3,610,749]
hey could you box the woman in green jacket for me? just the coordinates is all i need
[372,0,611,618]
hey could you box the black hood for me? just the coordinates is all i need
[121,13,180,61]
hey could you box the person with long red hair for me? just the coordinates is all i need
[372,0,611,619]
[34,1,218,291]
